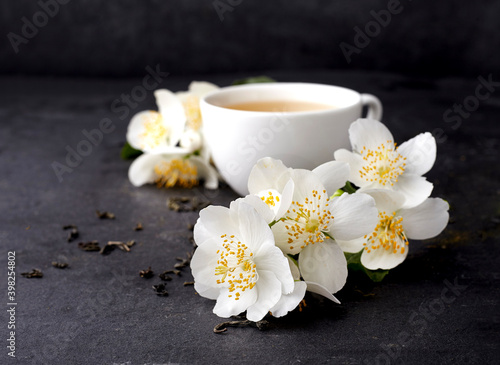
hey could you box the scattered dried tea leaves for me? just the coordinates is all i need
[174,251,193,269]
[108,241,131,252]
[21,269,43,278]
[99,244,115,255]
[134,222,143,231]
[159,272,172,281]
[172,269,181,276]
[139,267,154,278]
[52,262,69,269]
[78,241,100,251]
[213,318,269,334]
[159,270,179,281]
[63,225,79,242]
[152,283,169,296]
[167,196,211,212]
[96,210,115,219]
[99,240,136,255]
[147,224,197,296]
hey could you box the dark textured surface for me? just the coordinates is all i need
[0,70,499,364]
[1,0,499,77]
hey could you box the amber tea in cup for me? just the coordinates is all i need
[224,100,335,112]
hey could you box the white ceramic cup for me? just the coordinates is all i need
[200,82,382,196]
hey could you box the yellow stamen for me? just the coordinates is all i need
[358,141,406,186]
[260,191,280,207]
[182,95,202,131]
[364,210,408,254]
[154,159,198,188]
[305,218,320,233]
[140,112,168,150]
[281,189,333,250]
[215,234,258,299]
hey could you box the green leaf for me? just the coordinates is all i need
[345,250,363,266]
[183,149,201,159]
[231,76,276,85]
[363,268,389,282]
[120,142,143,160]
[342,181,358,194]
[345,250,389,282]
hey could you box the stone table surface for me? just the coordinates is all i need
[0,70,499,365]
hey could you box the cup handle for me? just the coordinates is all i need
[360,94,383,120]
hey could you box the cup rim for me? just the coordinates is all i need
[201,82,361,116]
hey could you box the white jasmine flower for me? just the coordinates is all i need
[176,81,219,132]
[191,199,295,321]
[126,82,220,189]
[337,190,449,270]
[127,82,219,154]
[247,157,349,222]
[247,158,294,221]
[126,89,188,154]
[270,257,342,310]
[334,119,436,209]
[248,157,378,294]
[180,129,203,152]
[128,153,218,189]
[269,257,307,317]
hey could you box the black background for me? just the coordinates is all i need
[2,0,499,78]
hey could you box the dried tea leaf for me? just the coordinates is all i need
[167,196,211,213]
[52,262,69,269]
[107,241,130,252]
[160,269,181,277]
[78,241,100,251]
[134,223,143,231]
[183,281,194,286]
[67,229,79,242]
[21,269,43,278]
[152,283,168,296]
[159,272,172,281]
[174,262,187,269]
[174,251,193,269]
[213,318,269,334]
[63,225,79,242]
[96,210,115,219]
[139,267,154,278]
[191,196,210,211]
[99,244,115,255]
[167,198,181,212]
